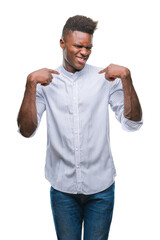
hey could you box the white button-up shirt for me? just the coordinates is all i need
[34,64,143,194]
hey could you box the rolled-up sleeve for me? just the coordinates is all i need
[109,78,143,132]
[36,84,46,126]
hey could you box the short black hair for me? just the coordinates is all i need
[62,15,98,39]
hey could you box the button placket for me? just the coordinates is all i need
[72,79,82,193]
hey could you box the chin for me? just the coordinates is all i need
[74,64,85,71]
[65,59,86,73]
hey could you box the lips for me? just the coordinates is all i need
[76,56,87,64]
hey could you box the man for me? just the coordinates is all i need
[17,15,142,240]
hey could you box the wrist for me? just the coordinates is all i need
[26,73,37,87]
[120,68,130,79]
[121,69,132,86]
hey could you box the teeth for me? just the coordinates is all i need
[77,56,87,64]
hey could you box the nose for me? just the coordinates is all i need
[80,47,88,56]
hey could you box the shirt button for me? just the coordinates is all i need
[76,165,80,168]
[75,148,78,151]
[75,130,77,134]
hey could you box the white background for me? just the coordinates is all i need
[0,0,160,239]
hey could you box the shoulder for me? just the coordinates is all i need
[85,64,103,73]
[84,64,105,79]
[55,65,61,73]
[85,64,107,84]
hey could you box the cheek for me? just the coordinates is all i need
[66,50,77,61]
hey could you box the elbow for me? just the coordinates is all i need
[20,130,34,138]
[124,114,142,122]
[122,114,143,132]
[18,122,37,138]
[124,108,142,122]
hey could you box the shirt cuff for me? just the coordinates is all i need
[121,115,143,132]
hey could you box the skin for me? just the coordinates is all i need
[17,30,142,137]
[60,31,93,73]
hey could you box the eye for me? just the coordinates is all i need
[73,45,92,50]
[74,45,82,48]
[86,46,92,50]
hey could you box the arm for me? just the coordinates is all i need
[17,68,60,137]
[99,64,142,122]
[119,69,142,121]
[17,79,38,137]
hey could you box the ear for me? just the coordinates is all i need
[60,38,65,50]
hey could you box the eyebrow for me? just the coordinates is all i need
[73,44,93,48]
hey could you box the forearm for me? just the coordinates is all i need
[122,74,142,122]
[17,79,38,137]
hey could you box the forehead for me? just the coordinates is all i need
[65,31,93,45]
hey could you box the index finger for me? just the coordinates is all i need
[48,69,60,75]
[98,68,106,74]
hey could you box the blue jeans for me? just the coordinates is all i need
[50,183,115,240]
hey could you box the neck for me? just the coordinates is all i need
[62,59,85,73]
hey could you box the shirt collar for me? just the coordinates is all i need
[60,64,88,79]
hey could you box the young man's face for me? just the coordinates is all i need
[60,31,93,73]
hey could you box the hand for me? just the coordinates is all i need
[98,64,130,81]
[27,68,60,86]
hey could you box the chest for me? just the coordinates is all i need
[43,76,109,114]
